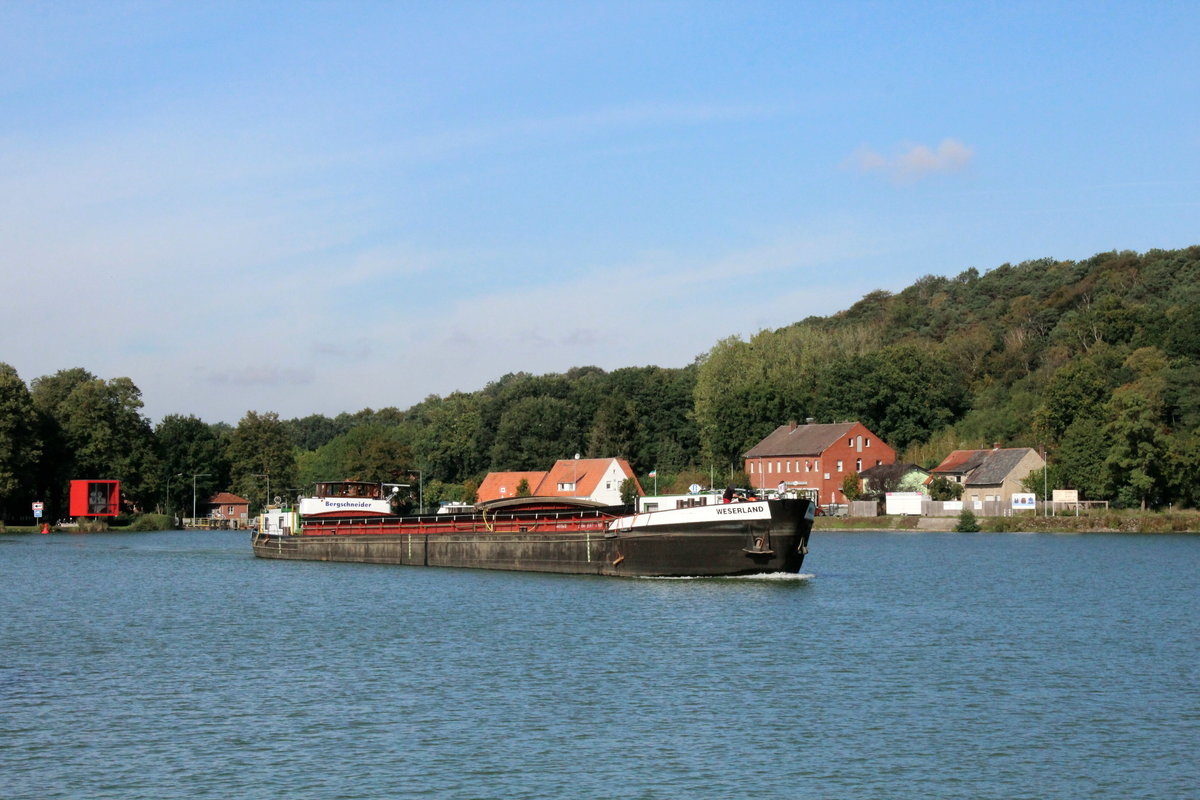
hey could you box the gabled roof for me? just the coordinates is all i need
[859,462,927,481]
[477,458,642,502]
[207,492,249,505]
[744,422,857,458]
[932,449,990,475]
[968,449,1037,485]
[542,458,627,497]
[931,448,1041,486]
[477,471,546,501]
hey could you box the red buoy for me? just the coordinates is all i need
[41,522,50,534]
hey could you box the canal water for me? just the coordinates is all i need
[1,530,1196,799]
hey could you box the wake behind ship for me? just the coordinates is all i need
[253,481,815,578]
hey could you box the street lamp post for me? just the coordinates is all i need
[165,472,183,522]
[192,473,211,521]
[253,472,271,508]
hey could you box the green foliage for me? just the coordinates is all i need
[27,370,157,515]
[619,476,639,506]
[928,475,964,501]
[490,396,581,470]
[841,473,862,501]
[0,363,40,518]
[156,414,230,514]
[227,411,298,512]
[127,513,171,531]
[818,344,969,451]
[954,509,981,532]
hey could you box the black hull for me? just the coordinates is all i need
[252,499,813,578]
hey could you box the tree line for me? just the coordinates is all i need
[2,246,1198,520]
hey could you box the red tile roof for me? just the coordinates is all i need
[476,471,547,502]
[207,492,249,505]
[477,458,641,502]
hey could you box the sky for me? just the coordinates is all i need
[2,1,1198,425]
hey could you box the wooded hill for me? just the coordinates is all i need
[278,245,1200,510]
[3,246,1198,519]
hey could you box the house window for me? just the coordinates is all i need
[805,461,810,472]
[856,435,863,452]
[558,482,575,492]
[227,505,235,514]
[836,460,843,473]
[866,438,871,447]
[876,460,882,466]
[855,459,861,472]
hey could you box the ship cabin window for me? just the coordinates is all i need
[316,481,381,499]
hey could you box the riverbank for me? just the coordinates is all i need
[6,509,1198,535]
[815,509,1200,533]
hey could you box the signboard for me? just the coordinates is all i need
[1011,492,1037,510]
[1052,489,1079,504]
[32,502,44,512]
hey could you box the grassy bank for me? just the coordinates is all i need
[1,513,174,535]
[815,509,1200,533]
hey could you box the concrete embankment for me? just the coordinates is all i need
[814,512,1200,533]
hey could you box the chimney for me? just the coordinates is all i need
[788,420,798,431]
[805,417,815,425]
[992,442,1000,450]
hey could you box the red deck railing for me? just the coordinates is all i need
[302,509,616,537]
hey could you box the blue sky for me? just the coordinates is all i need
[2,1,1197,424]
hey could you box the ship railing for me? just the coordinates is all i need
[305,509,614,536]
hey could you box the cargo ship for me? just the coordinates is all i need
[252,480,814,577]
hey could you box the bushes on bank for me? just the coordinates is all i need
[126,513,171,531]
[954,510,981,532]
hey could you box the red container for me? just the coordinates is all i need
[69,480,121,517]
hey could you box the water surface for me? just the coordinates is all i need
[2,530,1196,799]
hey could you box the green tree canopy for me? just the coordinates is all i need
[0,363,40,517]
[227,411,298,512]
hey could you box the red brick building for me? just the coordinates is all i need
[205,492,251,528]
[743,421,896,506]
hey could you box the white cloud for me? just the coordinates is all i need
[846,138,975,184]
